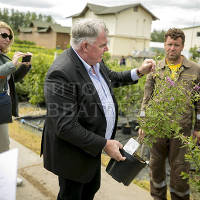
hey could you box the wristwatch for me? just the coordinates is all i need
[136,69,144,78]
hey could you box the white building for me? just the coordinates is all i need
[182,25,200,52]
[68,2,158,57]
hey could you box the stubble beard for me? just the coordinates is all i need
[166,53,180,63]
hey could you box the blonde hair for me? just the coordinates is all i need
[0,21,14,53]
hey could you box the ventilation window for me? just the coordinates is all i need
[197,32,200,37]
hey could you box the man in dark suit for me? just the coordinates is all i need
[41,18,155,200]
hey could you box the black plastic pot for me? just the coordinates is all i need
[129,120,139,131]
[106,149,147,186]
[122,125,132,135]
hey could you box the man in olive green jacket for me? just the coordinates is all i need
[139,28,200,200]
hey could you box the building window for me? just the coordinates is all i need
[197,32,200,37]
[133,6,138,12]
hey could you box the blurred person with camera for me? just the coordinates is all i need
[0,21,32,186]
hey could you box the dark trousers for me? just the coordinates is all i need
[150,134,190,200]
[57,166,101,200]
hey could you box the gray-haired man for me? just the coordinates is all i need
[41,18,155,200]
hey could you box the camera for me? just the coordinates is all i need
[22,55,32,62]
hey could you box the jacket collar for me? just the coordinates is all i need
[159,55,191,69]
[0,52,11,62]
[69,47,105,114]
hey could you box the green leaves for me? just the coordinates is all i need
[138,72,192,146]
[178,134,200,192]
[138,70,200,193]
[7,42,62,105]
[109,62,145,126]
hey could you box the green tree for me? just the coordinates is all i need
[151,30,166,42]
[0,8,54,32]
[189,46,200,62]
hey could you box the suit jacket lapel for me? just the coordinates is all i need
[69,48,105,114]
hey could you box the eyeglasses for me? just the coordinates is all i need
[0,33,13,40]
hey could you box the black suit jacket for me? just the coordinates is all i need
[41,47,137,183]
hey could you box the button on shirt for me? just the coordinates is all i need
[73,49,140,139]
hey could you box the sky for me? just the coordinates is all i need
[0,0,200,31]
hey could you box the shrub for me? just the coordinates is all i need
[7,42,62,105]
[138,72,192,146]
[137,70,200,192]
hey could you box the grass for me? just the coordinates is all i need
[9,121,41,155]
[9,103,45,155]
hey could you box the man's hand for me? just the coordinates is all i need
[104,140,126,161]
[137,59,156,75]
[193,130,200,143]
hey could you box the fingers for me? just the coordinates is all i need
[138,59,156,75]
[12,52,32,66]
[104,140,126,161]
[26,52,33,56]
[144,59,156,66]
[144,59,156,70]
[12,52,26,66]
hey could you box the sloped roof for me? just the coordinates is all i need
[30,21,50,28]
[182,25,200,30]
[51,24,71,33]
[67,2,158,20]
[19,20,71,34]
[18,27,32,33]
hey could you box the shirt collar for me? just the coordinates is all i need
[159,55,191,69]
[72,47,100,74]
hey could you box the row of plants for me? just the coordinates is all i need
[9,43,147,110]
[107,60,146,127]
[7,41,63,104]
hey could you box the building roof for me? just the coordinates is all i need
[181,25,200,30]
[51,24,71,33]
[19,20,71,34]
[18,27,32,33]
[67,2,158,20]
[30,21,50,28]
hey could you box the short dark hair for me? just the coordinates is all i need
[164,28,185,45]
